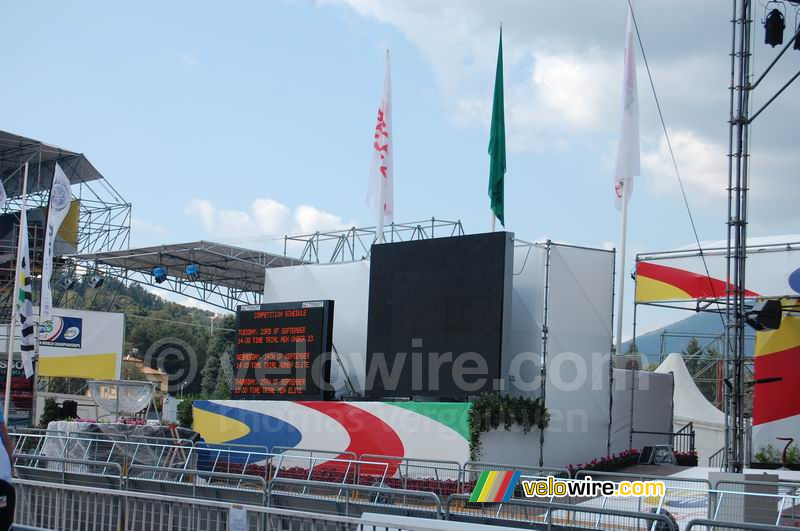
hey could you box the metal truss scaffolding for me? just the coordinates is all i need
[0,130,130,322]
[67,218,465,312]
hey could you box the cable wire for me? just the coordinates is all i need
[627,0,728,331]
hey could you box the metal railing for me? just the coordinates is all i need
[709,446,726,468]
[687,518,798,530]
[14,478,450,531]
[710,478,800,527]
[445,494,679,530]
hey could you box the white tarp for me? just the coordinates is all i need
[264,261,370,395]
[656,353,725,464]
[609,369,673,454]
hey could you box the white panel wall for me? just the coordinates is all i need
[504,243,547,396]
[610,369,674,453]
[541,244,615,468]
[264,261,370,395]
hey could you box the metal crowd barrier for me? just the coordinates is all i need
[686,518,798,530]
[14,478,451,531]
[574,468,712,521]
[268,476,444,519]
[710,479,800,527]
[444,494,679,530]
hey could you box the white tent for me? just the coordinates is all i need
[656,353,725,465]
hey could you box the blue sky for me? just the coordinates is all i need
[2,0,798,336]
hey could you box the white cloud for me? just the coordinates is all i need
[131,217,167,236]
[184,198,351,240]
[642,129,728,201]
[322,0,800,227]
[174,51,199,67]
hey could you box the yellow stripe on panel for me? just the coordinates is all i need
[39,352,119,379]
[193,408,251,443]
[635,276,692,303]
[756,313,800,357]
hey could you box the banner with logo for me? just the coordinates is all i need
[37,307,124,380]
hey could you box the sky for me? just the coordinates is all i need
[1,0,799,336]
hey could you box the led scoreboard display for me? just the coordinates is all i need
[234,300,334,400]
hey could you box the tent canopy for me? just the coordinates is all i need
[656,353,724,427]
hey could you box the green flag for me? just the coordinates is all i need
[488,29,506,226]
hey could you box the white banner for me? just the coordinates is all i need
[40,163,72,322]
[366,51,394,228]
[614,11,640,211]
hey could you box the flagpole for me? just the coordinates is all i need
[4,162,29,421]
[490,211,496,232]
[614,181,629,354]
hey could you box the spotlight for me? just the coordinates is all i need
[87,273,104,289]
[765,8,785,47]
[745,299,782,331]
[56,275,76,290]
[153,265,167,284]
[185,263,200,281]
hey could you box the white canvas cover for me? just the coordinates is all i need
[656,353,725,464]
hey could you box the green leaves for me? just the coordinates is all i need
[468,394,549,461]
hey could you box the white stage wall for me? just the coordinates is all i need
[610,369,674,453]
[541,244,615,467]
[263,239,671,467]
[264,261,370,395]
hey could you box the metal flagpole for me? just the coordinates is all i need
[614,180,630,353]
[490,211,496,232]
[4,162,29,421]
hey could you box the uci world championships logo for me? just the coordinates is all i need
[50,180,70,212]
[39,316,82,349]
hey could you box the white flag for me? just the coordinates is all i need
[16,207,35,378]
[40,163,72,321]
[367,51,394,227]
[614,11,640,211]
[0,179,6,210]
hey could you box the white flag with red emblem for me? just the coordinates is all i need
[614,11,640,211]
[367,51,394,229]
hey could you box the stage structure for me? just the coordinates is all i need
[633,240,800,466]
[68,219,465,312]
[253,234,675,469]
[0,130,130,322]
[283,218,464,263]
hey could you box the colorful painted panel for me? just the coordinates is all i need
[752,300,800,455]
[193,400,471,470]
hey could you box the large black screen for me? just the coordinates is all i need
[365,232,513,399]
[234,300,334,400]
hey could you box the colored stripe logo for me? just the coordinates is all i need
[469,471,520,503]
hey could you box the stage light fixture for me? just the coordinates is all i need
[87,272,104,289]
[153,265,167,284]
[745,299,782,331]
[56,275,76,290]
[185,263,200,281]
[765,8,785,47]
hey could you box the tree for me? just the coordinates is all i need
[682,338,721,404]
[200,353,219,396]
[122,361,147,381]
[214,348,233,399]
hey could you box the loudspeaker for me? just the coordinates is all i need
[745,299,782,331]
